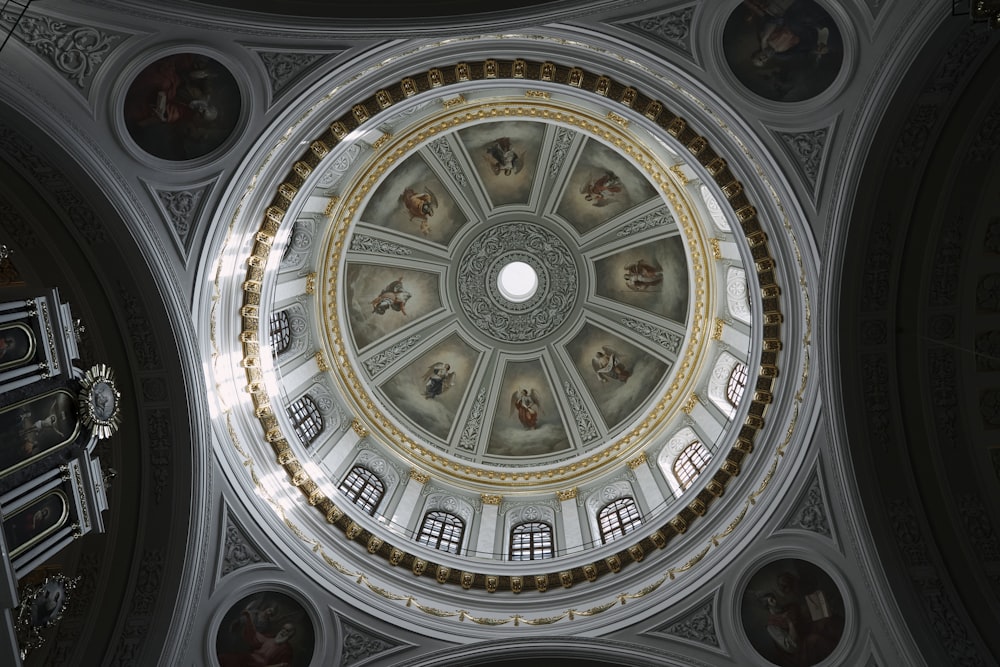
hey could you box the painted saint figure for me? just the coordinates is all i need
[592,346,631,383]
[623,259,663,291]
[484,137,523,176]
[423,362,455,399]
[370,277,411,316]
[581,171,623,206]
[399,187,438,236]
[511,388,541,429]
[218,610,296,667]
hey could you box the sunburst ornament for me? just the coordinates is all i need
[78,363,121,439]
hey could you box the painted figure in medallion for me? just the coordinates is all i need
[484,137,523,176]
[511,388,541,429]
[581,171,623,206]
[623,259,663,291]
[592,346,631,384]
[370,277,411,316]
[423,362,455,399]
[216,592,314,667]
[400,187,439,235]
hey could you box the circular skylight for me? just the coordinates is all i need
[497,261,538,302]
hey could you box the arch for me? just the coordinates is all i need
[288,394,323,446]
[596,497,642,544]
[416,510,465,555]
[509,521,555,561]
[338,466,385,515]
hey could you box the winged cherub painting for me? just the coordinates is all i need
[581,170,624,206]
[592,346,631,384]
[511,388,541,429]
[399,187,438,235]
[423,362,456,399]
[484,137,523,176]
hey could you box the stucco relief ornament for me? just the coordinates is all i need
[78,363,122,439]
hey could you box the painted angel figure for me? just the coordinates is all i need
[371,277,411,316]
[400,187,438,235]
[593,346,631,384]
[581,170,623,206]
[423,362,455,399]
[623,259,663,291]
[484,137,523,176]
[511,388,541,429]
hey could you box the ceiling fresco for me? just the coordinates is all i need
[341,118,691,467]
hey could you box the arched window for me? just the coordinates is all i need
[288,395,323,446]
[269,310,291,355]
[726,361,748,408]
[510,521,554,561]
[338,466,385,515]
[597,497,642,544]
[673,440,712,492]
[416,511,464,554]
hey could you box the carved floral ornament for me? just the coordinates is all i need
[234,60,784,593]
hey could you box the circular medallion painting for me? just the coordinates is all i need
[123,52,240,160]
[215,591,315,667]
[723,0,843,103]
[740,558,845,666]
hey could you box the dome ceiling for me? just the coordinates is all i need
[209,40,804,636]
[334,110,695,472]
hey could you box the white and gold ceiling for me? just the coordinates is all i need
[207,30,809,638]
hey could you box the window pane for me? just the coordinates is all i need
[726,361,748,408]
[338,466,385,515]
[510,521,554,560]
[597,497,642,544]
[288,395,323,446]
[269,310,291,355]
[416,511,464,555]
[673,440,712,492]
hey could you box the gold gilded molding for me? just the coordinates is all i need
[481,493,502,505]
[626,453,647,469]
[351,419,369,438]
[305,272,317,295]
[442,95,465,109]
[709,238,722,259]
[681,393,699,414]
[712,319,724,340]
[409,469,430,484]
[606,111,629,128]
[525,90,551,99]
[371,133,392,150]
[556,488,577,501]
[315,351,330,372]
[324,196,340,217]
[668,164,690,185]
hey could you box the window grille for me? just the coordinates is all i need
[269,310,291,355]
[510,521,554,560]
[726,361,749,408]
[597,497,642,544]
[338,466,385,515]
[416,511,464,555]
[673,440,712,492]
[288,395,323,446]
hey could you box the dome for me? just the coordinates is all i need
[209,35,805,638]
